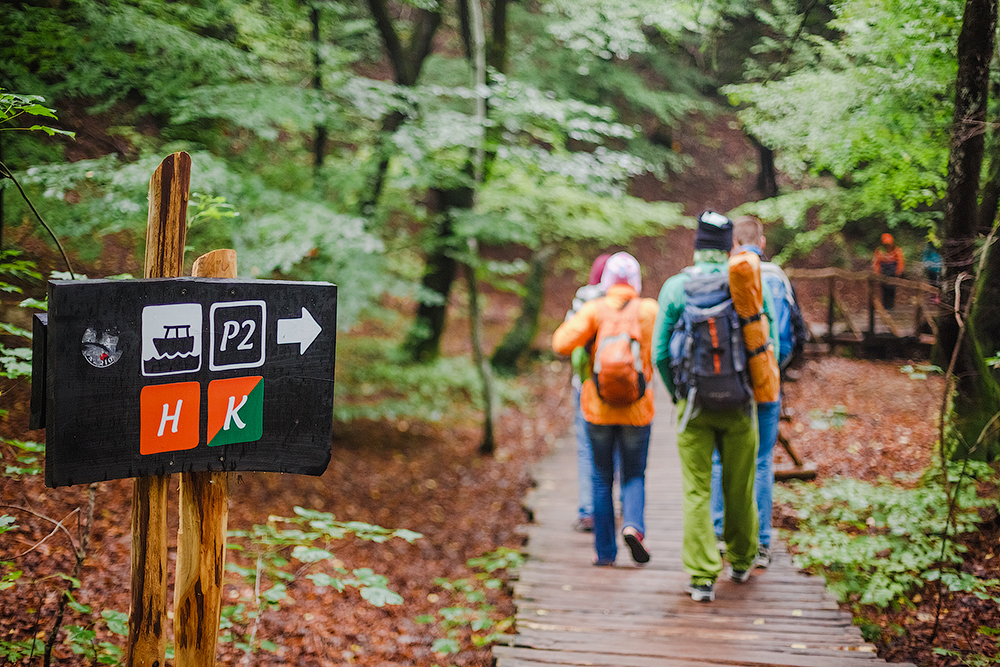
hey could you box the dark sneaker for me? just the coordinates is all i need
[572,517,594,533]
[755,546,772,569]
[730,566,752,583]
[685,581,715,602]
[622,527,650,564]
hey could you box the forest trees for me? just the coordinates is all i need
[0,0,699,437]
[727,0,1000,460]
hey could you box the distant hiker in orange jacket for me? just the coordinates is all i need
[873,233,905,309]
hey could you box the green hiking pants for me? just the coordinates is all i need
[676,400,759,584]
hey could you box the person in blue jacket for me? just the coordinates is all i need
[709,215,794,572]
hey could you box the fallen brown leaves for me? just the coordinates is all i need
[5,351,999,667]
[778,355,1000,667]
[0,362,573,666]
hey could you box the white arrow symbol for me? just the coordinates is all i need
[277,307,322,355]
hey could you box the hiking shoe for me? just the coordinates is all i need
[730,566,752,583]
[622,527,650,564]
[755,546,772,569]
[572,516,594,533]
[685,581,715,602]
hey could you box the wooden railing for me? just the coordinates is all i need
[783,267,939,352]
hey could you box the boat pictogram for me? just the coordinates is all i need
[154,324,195,356]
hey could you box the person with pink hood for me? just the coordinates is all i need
[563,253,611,533]
[553,252,659,566]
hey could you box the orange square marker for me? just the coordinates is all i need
[140,381,201,454]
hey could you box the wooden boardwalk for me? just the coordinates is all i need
[494,381,913,667]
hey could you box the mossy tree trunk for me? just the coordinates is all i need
[400,188,469,362]
[490,245,556,374]
[400,0,511,363]
[362,0,441,214]
[936,0,1000,460]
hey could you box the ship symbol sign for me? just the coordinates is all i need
[142,303,203,376]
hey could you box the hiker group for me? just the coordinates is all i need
[552,211,806,603]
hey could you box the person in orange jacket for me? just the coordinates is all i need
[552,252,659,567]
[873,233,905,309]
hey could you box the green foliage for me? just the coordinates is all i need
[1,439,45,478]
[416,548,524,656]
[0,250,42,385]
[0,90,76,139]
[776,462,998,608]
[334,334,527,422]
[806,405,848,431]
[10,151,387,326]
[223,506,420,656]
[900,363,942,380]
[0,637,44,664]
[62,609,129,665]
[725,0,963,242]
[474,164,690,252]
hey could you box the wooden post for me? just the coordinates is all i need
[173,250,235,667]
[826,276,836,352]
[867,276,876,343]
[127,151,191,667]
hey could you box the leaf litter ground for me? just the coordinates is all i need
[4,354,997,666]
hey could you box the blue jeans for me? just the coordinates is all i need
[573,385,593,519]
[586,422,651,564]
[710,399,779,548]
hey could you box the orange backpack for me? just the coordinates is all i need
[592,299,647,406]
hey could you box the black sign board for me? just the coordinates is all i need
[37,278,337,487]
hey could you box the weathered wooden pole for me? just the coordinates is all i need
[173,249,235,667]
[127,151,191,667]
[867,276,876,343]
[826,276,835,352]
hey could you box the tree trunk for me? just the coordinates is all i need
[400,187,468,362]
[490,245,555,374]
[749,134,778,198]
[312,6,327,177]
[361,0,442,213]
[978,88,1000,231]
[0,131,5,248]
[936,0,999,460]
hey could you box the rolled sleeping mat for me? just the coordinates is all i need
[729,251,781,403]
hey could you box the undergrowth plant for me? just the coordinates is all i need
[416,547,523,662]
[334,334,527,423]
[223,506,421,659]
[775,460,999,609]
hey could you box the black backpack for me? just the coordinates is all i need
[668,271,753,429]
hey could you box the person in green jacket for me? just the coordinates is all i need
[651,211,780,603]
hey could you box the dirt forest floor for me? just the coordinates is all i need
[3,349,999,666]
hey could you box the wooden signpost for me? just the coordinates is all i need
[30,153,337,666]
[175,249,236,667]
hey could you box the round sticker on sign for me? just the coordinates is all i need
[82,327,124,368]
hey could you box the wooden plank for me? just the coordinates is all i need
[831,293,862,335]
[495,377,917,667]
[872,298,903,338]
[173,249,236,667]
[495,644,889,667]
[512,628,884,662]
[516,612,866,639]
[127,151,191,667]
